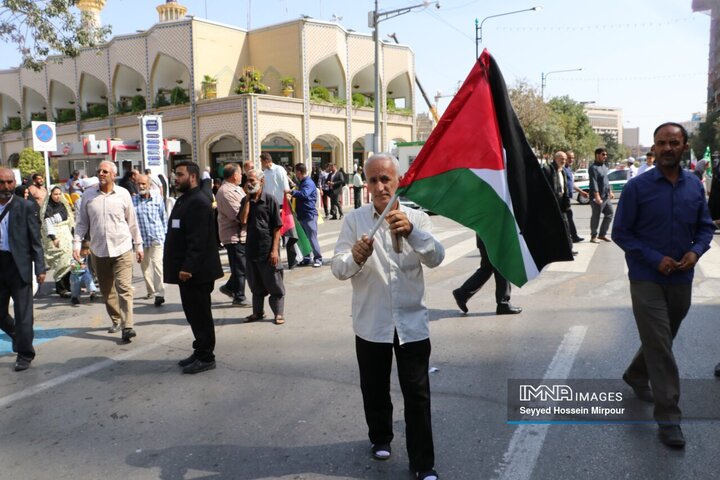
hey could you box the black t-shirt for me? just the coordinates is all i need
[242,191,282,261]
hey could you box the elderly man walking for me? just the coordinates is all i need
[216,163,249,307]
[0,167,46,371]
[332,153,444,480]
[132,174,167,307]
[74,160,144,342]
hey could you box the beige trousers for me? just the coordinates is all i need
[93,249,135,328]
[140,243,165,298]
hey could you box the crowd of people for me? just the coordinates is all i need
[0,122,718,477]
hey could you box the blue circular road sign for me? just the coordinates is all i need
[36,124,54,142]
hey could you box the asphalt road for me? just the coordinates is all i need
[1,202,719,480]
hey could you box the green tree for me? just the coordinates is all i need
[508,80,557,154]
[546,96,599,160]
[18,147,45,179]
[599,133,627,165]
[0,1,111,71]
[689,110,720,158]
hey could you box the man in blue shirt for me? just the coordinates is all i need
[588,147,614,242]
[612,122,715,449]
[291,163,322,267]
[133,175,167,306]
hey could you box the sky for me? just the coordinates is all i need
[0,0,711,146]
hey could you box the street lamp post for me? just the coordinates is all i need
[475,6,541,59]
[370,0,439,154]
[541,68,582,100]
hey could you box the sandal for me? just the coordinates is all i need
[371,443,391,460]
[415,469,439,480]
[274,315,285,325]
[245,313,265,323]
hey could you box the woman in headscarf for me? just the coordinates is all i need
[40,186,75,297]
[14,185,29,199]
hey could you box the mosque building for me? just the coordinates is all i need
[0,0,415,179]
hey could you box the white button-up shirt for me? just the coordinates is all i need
[331,204,445,345]
[74,185,143,258]
[263,163,290,207]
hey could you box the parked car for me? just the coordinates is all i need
[573,168,589,182]
[574,168,629,204]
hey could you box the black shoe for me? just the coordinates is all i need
[89,292,97,301]
[178,354,196,367]
[71,296,80,305]
[371,443,391,461]
[182,359,216,374]
[414,469,439,480]
[622,373,654,403]
[14,356,31,372]
[452,289,468,314]
[715,362,720,377]
[298,259,312,267]
[218,285,234,298]
[154,296,165,307]
[658,425,685,448]
[496,304,522,315]
[572,237,584,243]
[121,328,137,342]
[108,324,121,334]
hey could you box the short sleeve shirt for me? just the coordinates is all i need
[242,192,282,261]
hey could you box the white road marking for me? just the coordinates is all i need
[440,237,480,266]
[494,325,587,480]
[545,243,597,273]
[0,329,188,409]
[699,238,720,278]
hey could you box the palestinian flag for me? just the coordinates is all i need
[396,49,573,286]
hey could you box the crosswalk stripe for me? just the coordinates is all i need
[545,242,598,273]
[699,238,720,278]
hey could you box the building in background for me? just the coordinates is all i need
[693,0,720,112]
[584,105,624,145]
[0,0,415,180]
[415,112,434,142]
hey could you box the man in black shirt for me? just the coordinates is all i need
[239,169,286,325]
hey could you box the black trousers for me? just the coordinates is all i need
[178,281,216,362]
[566,206,579,240]
[330,190,343,218]
[625,281,691,423]
[321,191,331,216]
[0,252,35,360]
[354,186,363,209]
[456,240,510,305]
[224,243,247,302]
[246,259,285,316]
[355,333,434,473]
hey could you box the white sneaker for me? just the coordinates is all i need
[313,259,323,268]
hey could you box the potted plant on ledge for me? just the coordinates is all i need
[201,75,218,99]
[235,67,270,95]
[280,76,295,97]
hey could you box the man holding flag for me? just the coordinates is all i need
[331,154,444,480]
[290,163,322,267]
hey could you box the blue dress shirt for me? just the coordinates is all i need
[290,176,318,221]
[612,167,715,285]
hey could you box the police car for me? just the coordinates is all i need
[574,169,629,204]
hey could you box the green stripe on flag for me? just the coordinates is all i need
[398,168,529,285]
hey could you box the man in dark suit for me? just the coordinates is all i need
[452,234,522,316]
[163,161,223,374]
[0,167,46,371]
[327,163,345,219]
